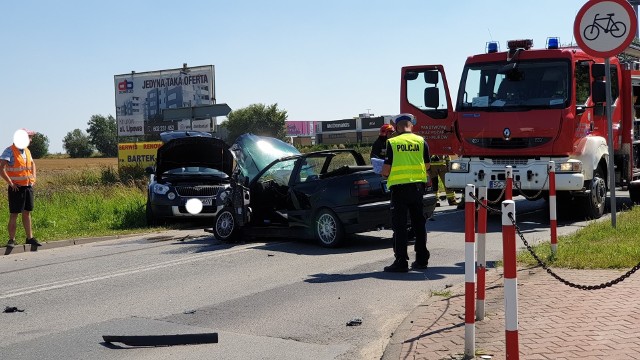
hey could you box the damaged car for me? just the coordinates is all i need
[145,131,234,225]
[208,133,436,247]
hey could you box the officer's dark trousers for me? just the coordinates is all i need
[390,183,428,263]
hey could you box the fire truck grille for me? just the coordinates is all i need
[174,185,226,197]
[492,158,530,166]
[465,137,551,149]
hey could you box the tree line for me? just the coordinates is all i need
[30,103,288,159]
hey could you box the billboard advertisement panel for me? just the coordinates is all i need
[114,65,215,137]
[321,119,356,132]
[117,141,163,169]
[285,121,316,136]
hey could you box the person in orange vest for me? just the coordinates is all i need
[1,129,41,251]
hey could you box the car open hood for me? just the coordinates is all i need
[155,136,233,176]
[230,133,300,182]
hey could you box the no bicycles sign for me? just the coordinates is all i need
[574,0,637,58]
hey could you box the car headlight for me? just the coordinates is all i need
[152,183,170,195]
[449,161,469,173]
[167,192,176,200]
[555,161,582,173]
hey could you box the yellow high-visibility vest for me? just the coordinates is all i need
[387,133,427,188]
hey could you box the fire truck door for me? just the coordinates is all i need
[401,65,460,155]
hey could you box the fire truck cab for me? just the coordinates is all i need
[401,38,640,218]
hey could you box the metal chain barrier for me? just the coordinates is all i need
[469,191,503,215]
[507,212,640,290]
[514,172,549,200]
[487,186,506,204]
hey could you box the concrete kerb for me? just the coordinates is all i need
[2,233,143,255]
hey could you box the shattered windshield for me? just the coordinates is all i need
[231,134,301,182]
[458,60,570,110]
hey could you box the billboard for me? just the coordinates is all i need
[118,141,163,169]
[321,119,356,132]
[114,65,215,137]
[286,121,316,136]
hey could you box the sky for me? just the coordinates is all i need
[2,0,592,153]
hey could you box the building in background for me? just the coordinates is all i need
[315,113,393,145]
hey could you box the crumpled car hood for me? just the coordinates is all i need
[231,134,300,182]
[155,136,233,176]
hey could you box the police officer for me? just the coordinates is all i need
[370,123,395,160]
[428,154,459,206]
[381,113,430,272]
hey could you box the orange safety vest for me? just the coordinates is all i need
[6,145,35,186]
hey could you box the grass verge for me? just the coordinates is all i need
[516,206,640,269]
[0,167,153,247]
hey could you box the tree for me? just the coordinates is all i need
[223,103,287,143]
[87,114,118,157]
[63,129,93,158]
[29,133,49,159]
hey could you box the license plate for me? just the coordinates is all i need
[488,180,519,189]
[184,198,213,206]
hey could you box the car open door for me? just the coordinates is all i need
[401,65,460,156]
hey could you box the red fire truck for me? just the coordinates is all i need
[400,38,640,218]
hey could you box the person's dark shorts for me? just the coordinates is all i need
[8,186,34,213]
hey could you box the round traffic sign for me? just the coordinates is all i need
[574,0,637,58]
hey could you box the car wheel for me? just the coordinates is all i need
[146,200,159,226]
[314,209,344,248]
[213,207,238,241]
[582,165,606,219]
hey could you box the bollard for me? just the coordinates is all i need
[548,161,557,255]
[476,185,487,321]
[505,165,513,201]
[502,200,519,360]
[464,184,476,359]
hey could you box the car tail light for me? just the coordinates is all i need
[351,179,370,197]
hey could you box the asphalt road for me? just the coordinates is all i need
[0,194,631,360]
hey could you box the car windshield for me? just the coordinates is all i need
[458,60,569,110]
[164,167,228,178]
[232,134,300,182]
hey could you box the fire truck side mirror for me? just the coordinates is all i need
[424,87,440,108]
[592,80,606,103]
[591,64,605,78]
[424,70,439,84]
[404,71,419,81]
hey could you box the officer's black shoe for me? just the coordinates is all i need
[6,240,16,248]
[384,260,409,273]
[411,260,429,270]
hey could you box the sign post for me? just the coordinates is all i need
[574,0,637,228]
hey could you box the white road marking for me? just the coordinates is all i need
[0,242,272,300]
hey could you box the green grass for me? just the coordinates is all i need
[0,168,151,247]
[517,206,640,269]
[430,289,453,298]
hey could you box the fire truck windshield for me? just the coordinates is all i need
[457,60,569,111]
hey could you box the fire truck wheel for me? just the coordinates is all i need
[583,166,606,219]
[629,181,640,204]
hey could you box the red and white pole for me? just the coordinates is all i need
[464,184,476,358]
[505,165,513,201]
[502,200,519,360]
[548,161,557,255]
[476,185,487,321]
